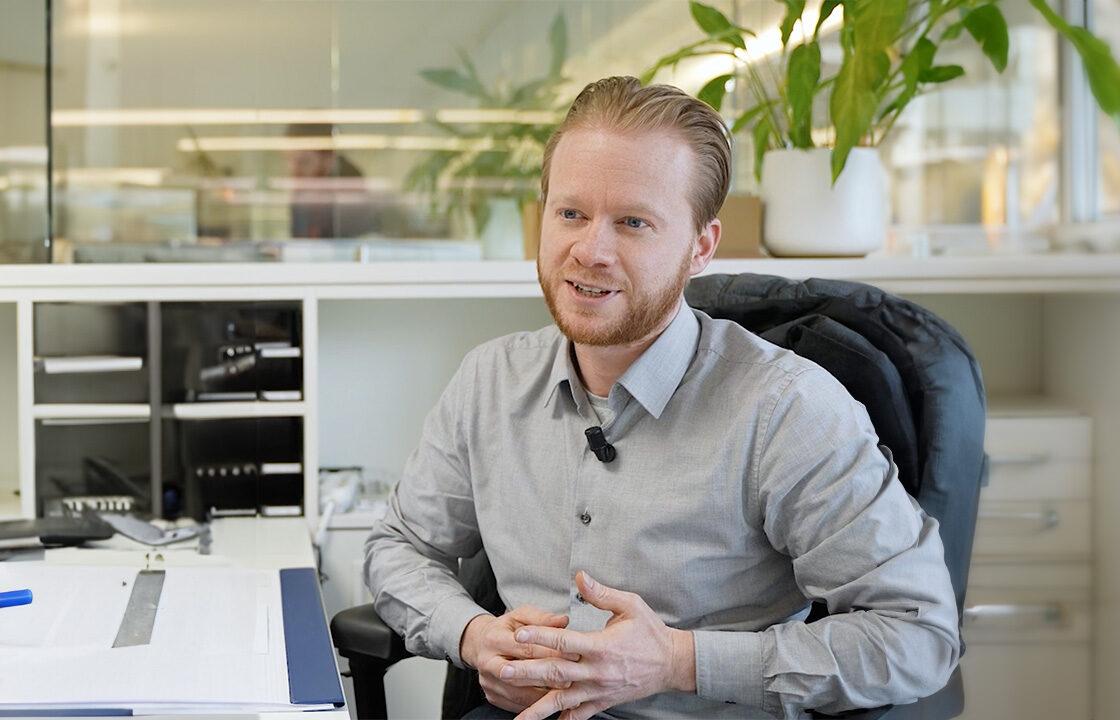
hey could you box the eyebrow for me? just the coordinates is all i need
[550,195,667,226]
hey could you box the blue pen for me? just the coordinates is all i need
[0,588,33,608]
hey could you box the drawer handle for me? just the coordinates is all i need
[978,508,1059,530]
[988,453,1051,467]
[964,603,1064,628]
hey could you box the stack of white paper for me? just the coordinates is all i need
[0,564,333,714]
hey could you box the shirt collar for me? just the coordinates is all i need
[544,334,588,413]
[616,300,699,419]
[543,300,700,420]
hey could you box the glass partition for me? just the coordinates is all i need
[0,0,49,263]
[0,0,1105,262]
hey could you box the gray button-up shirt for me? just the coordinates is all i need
[365,302,960,718]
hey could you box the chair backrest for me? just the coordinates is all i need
[685,273,987,624]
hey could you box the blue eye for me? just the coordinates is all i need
[622,217,648,229]
[560,209,580,220]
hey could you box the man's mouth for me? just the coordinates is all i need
[567,280,615,298]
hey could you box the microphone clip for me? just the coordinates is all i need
[584,426,617,463]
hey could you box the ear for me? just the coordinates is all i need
[689,218,721,276]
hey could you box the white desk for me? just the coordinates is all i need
[1,516,349,719]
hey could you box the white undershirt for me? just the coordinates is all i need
[586,390,615,426]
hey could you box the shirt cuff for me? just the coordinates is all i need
[429,593,490,668]
[693,629,781,717]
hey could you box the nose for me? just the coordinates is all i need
[569,219,616,268]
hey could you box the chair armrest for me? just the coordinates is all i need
[330,603,413,665]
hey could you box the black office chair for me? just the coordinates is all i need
[331,273,987,720]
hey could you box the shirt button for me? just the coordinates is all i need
[576,593,586,604]
[579,511,592,525]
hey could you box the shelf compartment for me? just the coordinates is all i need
[33,302,149,405]
[164,416,303,521]
[161,301,302,404]
[34,421,152,516]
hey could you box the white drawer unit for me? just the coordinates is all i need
[964,563,1093,645]
[958,403,1093,720]
[971,499,1091,561]
[984,415,1091,501]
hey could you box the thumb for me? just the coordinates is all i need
[576,571,635,616]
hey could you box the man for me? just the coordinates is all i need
[284,123,378,239]
[365,77,959,719]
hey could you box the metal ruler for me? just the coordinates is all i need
[112,569,165,647]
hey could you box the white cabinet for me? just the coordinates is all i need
[959,405,1093,720]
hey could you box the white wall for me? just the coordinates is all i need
[1042,294,1120,719]
[317,297,552,477]
[908,293,1045,397]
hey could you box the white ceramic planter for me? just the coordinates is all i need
[480,197,525,260]
[760,147,888,257]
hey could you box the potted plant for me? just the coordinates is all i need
[406,12,569,259]
[644,0,1120,257]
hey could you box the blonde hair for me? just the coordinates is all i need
[541,76,732,232]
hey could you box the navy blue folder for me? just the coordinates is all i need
[280,567,346,708]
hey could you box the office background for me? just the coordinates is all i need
[1,1,1119,718]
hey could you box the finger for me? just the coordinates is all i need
[496,633,580,662]
[515,686,596,720]
[509,606,570,628]
[500,658,591,688]
[480,677,547,714]
[561,700,613,720]
[514,625,596,656]
[575,571,640,616]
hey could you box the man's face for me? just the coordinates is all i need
[286,149,334,178]
[537,128,707,347]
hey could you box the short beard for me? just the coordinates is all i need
[538,250,692,347]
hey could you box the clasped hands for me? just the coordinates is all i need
[460,571,695,720]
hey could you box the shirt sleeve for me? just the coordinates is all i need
[693,366,961,717]
[363,350,490,667]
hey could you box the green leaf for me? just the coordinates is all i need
[698,74,734,112]
[1029,0,1120,117]
[752,115,776,182]
[641,42,730,84]
[787,41,821,148]
[548,12,568,78]
[830,46,890,181]
[919,64,966,83]
[941,20,966,41]
[419,67,489,100]
[830,0,906,171]
[780,0,807,47]
[881,38,935,122]
[731,103,771,135]
[691,1,733,35]
[815,0,843,38]
[690,2,746,49]
[851,0,908,51]
[963,4,1009,72]
[901,37,937,91]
